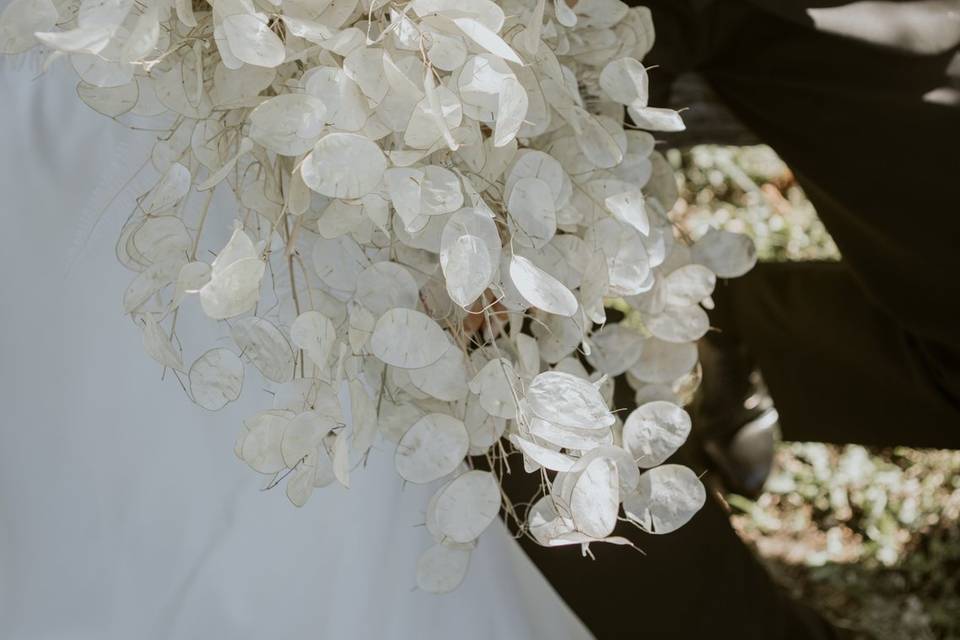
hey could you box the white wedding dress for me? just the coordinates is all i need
[0,54,592,640]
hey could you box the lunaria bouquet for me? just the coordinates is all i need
[1,0,757,592]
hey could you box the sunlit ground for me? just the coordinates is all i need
[671,145,960,640]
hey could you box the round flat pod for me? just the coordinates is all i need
[395,413,469,484]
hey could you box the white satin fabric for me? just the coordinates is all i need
[0,55,591,640]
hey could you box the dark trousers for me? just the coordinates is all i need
[506,3,960,638]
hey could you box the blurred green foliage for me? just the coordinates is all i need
[670,145,838,262]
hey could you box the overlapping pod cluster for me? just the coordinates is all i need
[2,0,757,592]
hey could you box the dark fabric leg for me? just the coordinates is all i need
[501,432,839,640]
[711,261,960,448]
[645,0,960,446]
[500,369,839,639]
[695,10,960,351]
